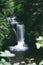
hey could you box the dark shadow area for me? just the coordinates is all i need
[2,29,17,51]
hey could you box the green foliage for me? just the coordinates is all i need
[3,0,14,16]
[0,17,10,50]
[0,0,14,16]
[36,36,43,49]
[0,58,37,65]
[0,59,11,65]
[14,0,43,34]
[0,50,15,57]
[1,57,43,65]
[39,60,43,65]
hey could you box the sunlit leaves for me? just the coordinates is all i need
[0,59,11,65]
[0,50,15,57]
[35,36,43,49]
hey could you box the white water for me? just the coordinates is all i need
[7,17,28,51]
[17,24,24,43]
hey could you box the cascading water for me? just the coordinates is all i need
[7,17,28,51]
[17,24,25,45]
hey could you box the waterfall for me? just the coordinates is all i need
[17,24,25,45]
[7,17,28,51]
